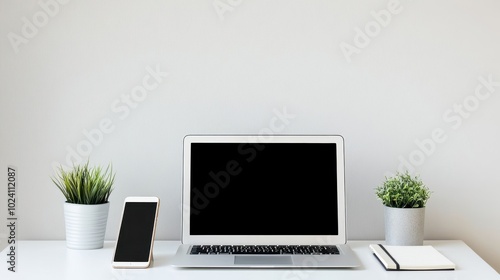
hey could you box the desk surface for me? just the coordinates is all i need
[1,240,498,280]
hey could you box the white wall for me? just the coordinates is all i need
[1,0,499,272]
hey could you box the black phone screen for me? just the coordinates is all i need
[113,202,158,262]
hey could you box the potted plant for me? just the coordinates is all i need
[375,171,431,246]
[52,161,115,249]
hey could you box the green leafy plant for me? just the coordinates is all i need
[52,161,115,204]
[375,171,431,208]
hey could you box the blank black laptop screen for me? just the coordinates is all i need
[189,142,338,235]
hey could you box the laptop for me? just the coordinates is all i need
[171,134,360,268]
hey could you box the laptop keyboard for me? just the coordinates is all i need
[190,245,340,255]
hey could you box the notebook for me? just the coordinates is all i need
[171,134,361,268]
[370,244,456,271]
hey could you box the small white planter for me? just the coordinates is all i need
[64,202,110,250]
[384,206,425,246]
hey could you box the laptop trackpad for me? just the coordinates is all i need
[234,256,293,265]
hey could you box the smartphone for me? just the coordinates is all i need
[112,197,160,268]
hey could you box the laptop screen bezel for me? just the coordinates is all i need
[181,134,347,245]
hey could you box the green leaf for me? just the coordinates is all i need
[51,161,115,204]
[374,171,431,208]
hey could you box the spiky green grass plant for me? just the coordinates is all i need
[52,161,115,204]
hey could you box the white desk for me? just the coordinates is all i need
[1,240,498,280]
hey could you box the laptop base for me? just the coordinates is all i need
[171,244,360,268]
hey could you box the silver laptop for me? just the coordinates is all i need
[171,135,360,268]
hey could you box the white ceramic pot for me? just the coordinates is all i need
[384,206,425,246]
[64,202,110,250]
